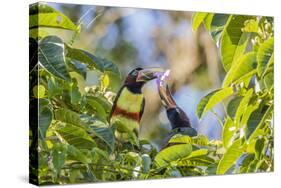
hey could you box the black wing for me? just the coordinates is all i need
[139,98,145,120]
[108,85,125,122]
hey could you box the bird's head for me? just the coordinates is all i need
[125,67,164,93]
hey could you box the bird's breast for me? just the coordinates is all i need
[112,87,144,122]
[116,87,144,113]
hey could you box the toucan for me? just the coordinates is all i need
[156,70,197,147]
[109,67,163,145]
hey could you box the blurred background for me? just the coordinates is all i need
[47,2,226,148]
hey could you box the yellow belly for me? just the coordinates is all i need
[116,87,144,113]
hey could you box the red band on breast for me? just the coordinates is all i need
[112,106,141,122]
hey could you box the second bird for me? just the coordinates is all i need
[109,67,163,145]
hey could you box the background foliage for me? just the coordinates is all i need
[29,3,274,185]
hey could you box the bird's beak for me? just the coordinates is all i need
[136,68,164,82]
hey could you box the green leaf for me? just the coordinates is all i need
[38,36,71,81]
[178,155,215,167]
[239,154,255,173]
[248,105,273,142]
[67,145,90,164]
[69,80,81,105]
[66,47,103,71]
[56,123,96,149]
[257,37,274,76]
[223,52,257,87]
[86,98,108,122]
[255,138,265,160]
[168,134,192,144]
[217,139,245,174]
[227,96,243,118]
[101,74,110,91]
[33,84,45,98]
[222,117,236,149]
[29,3,77,31]
[155,144,192,167]
[263,70,273,90]
[52,144,66,175]
[245,107,264,140]
[220,15,253,71]
[86,96,112,113]
[185,149,208,158]
[55,108,83,126]
[204,13,230,42]
[29,28,49,40]
[197,87,233,119]
[242,19,259,33]
[192,135,209,146]
[192,12,208,31]
[234,88,254,128]
[47,76,63,98]
[240,100,260,129]
[66,46,121,77]
[91,125,115,152]
[39,99,52,139]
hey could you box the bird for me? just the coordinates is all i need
[156,70,197,148]
[109,67,164,146]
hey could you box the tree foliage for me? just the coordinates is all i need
[29,4,274,185]
[193,12,274,174]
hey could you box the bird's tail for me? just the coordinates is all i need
[157,70,177,109]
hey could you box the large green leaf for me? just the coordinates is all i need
[38,36,71,81]
[223,52,257,87]
[204,13,230,42]
[248,105,273,142]
[29,3,77,31]
[86,98,108,122]
[220,15,253,71]
[197,87,233,119]
[55,108,83,126]
[257,37,274,76]
[192,12,208,31]
[217,139,245,174]
[155,144,192,167]
[90,124,115,152]
[56,123,96,149]
[66,46,120,77]
[39,99,52,139]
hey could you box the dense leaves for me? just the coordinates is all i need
[194,13,274,175]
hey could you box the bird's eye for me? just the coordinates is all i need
[132,70,138,76]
